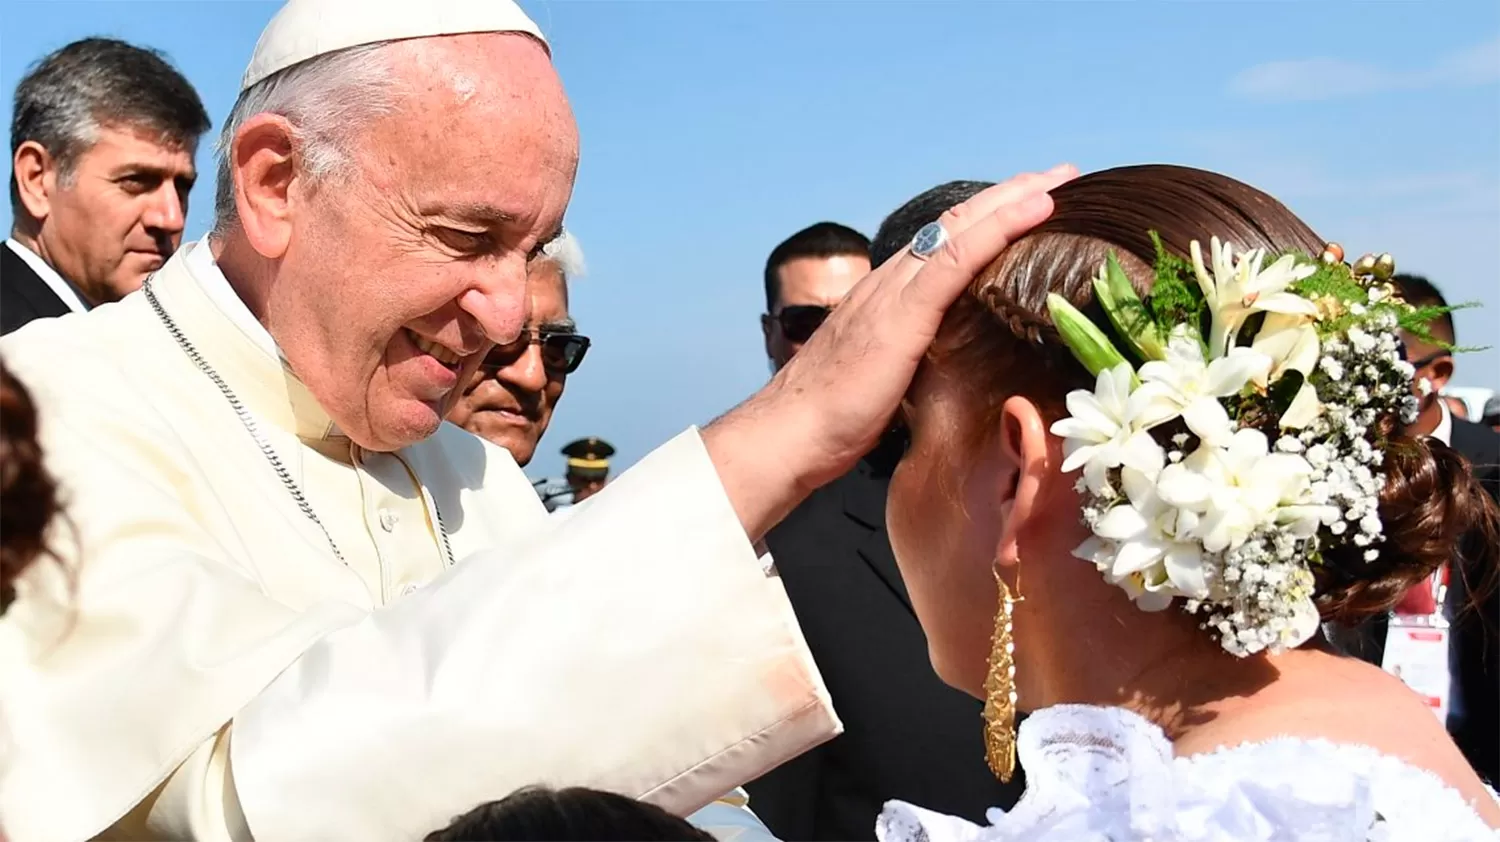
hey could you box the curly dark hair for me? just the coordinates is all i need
[1,358,58,612]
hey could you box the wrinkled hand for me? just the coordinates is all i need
[705,165,1078,542]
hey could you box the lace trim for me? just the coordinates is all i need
[878,704,1497,842]
[1176,730,1495,837]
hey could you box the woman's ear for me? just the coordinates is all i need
[994,395,1052,569]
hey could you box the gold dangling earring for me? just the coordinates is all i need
[982,568,1022,783]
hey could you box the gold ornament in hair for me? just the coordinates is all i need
[982,567,1022,783]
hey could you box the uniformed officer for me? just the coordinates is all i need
[562,436,614,503]
[535,437,616,512]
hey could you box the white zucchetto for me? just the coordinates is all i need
[241,0,547,91]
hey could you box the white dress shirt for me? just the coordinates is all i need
[1431,397,1454,447]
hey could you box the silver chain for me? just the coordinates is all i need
[144,277,455,568]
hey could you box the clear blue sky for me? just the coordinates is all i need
[4,0,1498,476]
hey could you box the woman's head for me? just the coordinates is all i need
[888,164,1498,701]
[1,359,59,614]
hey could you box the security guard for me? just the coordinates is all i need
[536,437,615,512]
[563,437,614,502]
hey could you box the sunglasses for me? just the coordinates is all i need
[1407,349,1451,370]
[480,328,591,376]
[769,305,833,344]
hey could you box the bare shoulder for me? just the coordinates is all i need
[1178,651,1498,823]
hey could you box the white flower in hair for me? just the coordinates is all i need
[1072,536,1176,612]
[1089,434,1212,601]
[1046,235,1439,657]
[1137,330,1271,448]
[1250,312,1323,429]
[1050,363,1170,494]
[1179,429,1333,554]
[1191,237,1318,356]
[1113,565,1177,612]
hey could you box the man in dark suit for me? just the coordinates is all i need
[4,38,208,335]
[1,244,72,333]
[1445,416,1500,785]
[745,191,1021,840]
[1333,274,1500,783]
[1383,273,1500,785]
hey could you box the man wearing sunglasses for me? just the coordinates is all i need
[746,191,1021,841]
[1389,273,1500,788]
[760,222,871,372]
[448,231,589,468]
[1328,273,1500,787]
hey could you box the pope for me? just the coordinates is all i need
[0,1,1074,839]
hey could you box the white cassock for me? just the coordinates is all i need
[0,239,839,841]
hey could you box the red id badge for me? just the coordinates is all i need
[1381,616,1451,723]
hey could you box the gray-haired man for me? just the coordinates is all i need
[448,230,590,469]
[4,38,209,333]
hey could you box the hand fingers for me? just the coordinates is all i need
[935,164,1077,241]
[853,164,1076,308]
[897,189,1057,314]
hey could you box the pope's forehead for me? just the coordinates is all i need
[341,33,578,221]
[366,33,578,164]
[386,32,564,107]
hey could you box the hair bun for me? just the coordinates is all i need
[1315,434,1499,625]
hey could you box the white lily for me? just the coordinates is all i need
[1115,567,1177,612]
[1088,436,1211,600]
[1179,429,1333,553]
[1073,536,1176,612]
[1250,312,1324,429]
[1251,313,1320,381]
[1190,237,1319,357]
[1050,363,1172,494]
[1137,330,1271,448]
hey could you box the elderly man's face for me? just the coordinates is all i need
[447,258,571,466]
[269,34,578,452]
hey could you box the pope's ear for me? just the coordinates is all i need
[229,113,300,260]
[994,395,1052,569]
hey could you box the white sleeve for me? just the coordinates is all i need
[229,430,839,842]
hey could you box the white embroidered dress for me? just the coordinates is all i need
[877,705,1498,842]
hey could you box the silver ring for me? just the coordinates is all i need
[909,221,948,260]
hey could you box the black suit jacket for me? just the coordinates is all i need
[1445,418,1500,785]
[745,436,1023,840]
[1,243,73,335]
[1331,418,1500,784]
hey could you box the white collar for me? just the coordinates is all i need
[184,236,345,436]
[185,236,282,360]
[1432,397,1454,447]
[4,238,91,314]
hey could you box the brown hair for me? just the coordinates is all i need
[1,358,59,612]
[932,164,1500,625]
